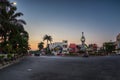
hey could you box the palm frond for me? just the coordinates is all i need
[11,12,23,19]
[17,19,26,25]
[43,34,48,41]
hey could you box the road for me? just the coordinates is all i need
[0,55,120,80]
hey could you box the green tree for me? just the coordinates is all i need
[103,42,116,55]
[43,34,52,47]
[38,42,44,51]
[0,0,29,56]
[0,1,26,43]
[43,34,52,54]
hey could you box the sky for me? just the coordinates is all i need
[9,0,120,50]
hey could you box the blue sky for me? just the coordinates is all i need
[10,0,120,50]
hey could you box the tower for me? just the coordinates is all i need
[80,32,88,56]
[80,32,87,52]
[81,32,85,45]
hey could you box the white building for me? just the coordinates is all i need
[116,33,120,54]
[49,40,68,55]
[116,33,120,48]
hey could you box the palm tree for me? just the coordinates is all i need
[0,0,28,56]
[38,42,44,51]
[43,34,52,47]
[20,31,29,52]
[0,4,26,42]
[43,35,52,54]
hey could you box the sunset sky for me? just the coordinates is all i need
[10,0,120,50]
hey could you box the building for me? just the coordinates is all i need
[69,43,77,53]
[116,33,120,49]
[116,33,120,54]
[49,40,68,55]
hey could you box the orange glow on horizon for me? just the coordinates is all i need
[29,39,47,50]
[29,37,104,50]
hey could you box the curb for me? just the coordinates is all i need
[0,60,19,69]
[0,57,25,69]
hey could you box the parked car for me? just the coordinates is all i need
[34,53,40,56]
[82,53,89,57]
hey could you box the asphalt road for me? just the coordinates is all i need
[0,55,120,80]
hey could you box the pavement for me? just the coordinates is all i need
[0,55,120,80]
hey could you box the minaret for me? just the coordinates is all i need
[81,32,85,45]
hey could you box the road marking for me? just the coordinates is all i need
[27,68,32,71]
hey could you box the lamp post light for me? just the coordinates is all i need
[10,2,17,6]
[12,2,17,5]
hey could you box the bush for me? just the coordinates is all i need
[7,54,12,60]
[0,55,4,64]
[0,55,4,60]
[0,55,4,58]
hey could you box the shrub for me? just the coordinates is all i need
[0,55,4,60]
[0,55,4,63]
[7,54,12,60]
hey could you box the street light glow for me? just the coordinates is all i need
[12,2,17,5]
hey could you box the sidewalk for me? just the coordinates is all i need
[0,57,25,69]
